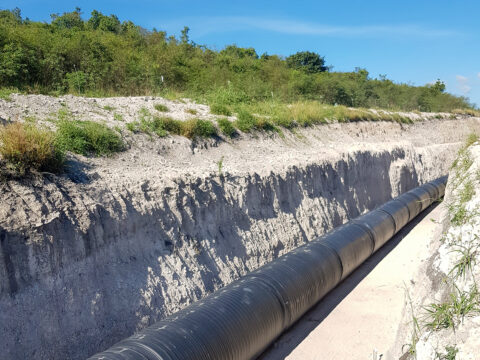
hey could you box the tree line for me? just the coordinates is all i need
[0,7,472,112]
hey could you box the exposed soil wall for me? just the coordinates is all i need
[1,95,479,359]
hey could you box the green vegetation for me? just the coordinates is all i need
[423,285,479,331]
[449,242,479,279]
[448,134,478,226]
[217,118,236,137]
[154,104,169,112]
[185,108,197,115]
[181,118,217,139]
[103,105,115,111]
[210,104,232,116]
[56,119,124,156]
[217,155,224,174]
[436,346,458,360]
[0,7,474,113]
[0,87,18,101]
[0,122,64,174]
[127,115,217,139]
[113,113,123,121]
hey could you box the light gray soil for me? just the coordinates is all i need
[0,94,479,359]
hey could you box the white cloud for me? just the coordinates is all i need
[456,75,471,94]
[160,16,463,39]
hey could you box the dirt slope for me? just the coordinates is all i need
[0,94,479,359]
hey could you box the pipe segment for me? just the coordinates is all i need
[89,177,447,360]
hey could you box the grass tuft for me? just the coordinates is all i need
[235,109,258,132]
[217,118,236,137]
[128,116,217,139]
[210,103,232,116]
[181,119,217,139]
[0,122,64,174]
[154,104,169,112]
[449,242,479,279]
[56,120,124,156]
[423,285,479,331]
[0,88,18,101]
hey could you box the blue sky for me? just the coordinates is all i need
[4,0,480,106]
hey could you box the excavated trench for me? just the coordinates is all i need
[0,143,466,359]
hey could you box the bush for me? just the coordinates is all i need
[0,122,64,173]
[65,71,88,94]
[127,116,216,139]
[217,118,236,137]
[154,104,169,112]
[235,109,257,132]
[210,103,232,116]
[181,119,217,139]
[56,120,124,156]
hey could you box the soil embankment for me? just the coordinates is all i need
[0,95,479,359]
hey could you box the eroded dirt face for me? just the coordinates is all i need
[1,94,480,359]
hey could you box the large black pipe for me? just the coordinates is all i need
[89,176,447,360]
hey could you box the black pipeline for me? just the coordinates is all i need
[89,176,447,360]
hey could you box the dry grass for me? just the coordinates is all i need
[452,109,480,117]
[0,122,64,174]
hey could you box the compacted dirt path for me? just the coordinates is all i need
[261,203,445,360]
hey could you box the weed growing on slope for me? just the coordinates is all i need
[436,346,459,360]
[128,116,217,139]
[423,285,479,331]
[113,113,123,121]
[181,119,217,139]
[0,122,64,174]
[0,88,18,101]
[103,105,115,111]
[217,118,236,137]
[210,103,232,116]
[403,287,421,356]
[217,156,224,174]
[154,104,169,112]
[56,120,124,156]
[235,109,257,132]
[449,241,479,279]
[186,108,197,115]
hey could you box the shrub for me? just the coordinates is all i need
[0,87,18,101]
[56,120,124,156]
[0,122,64,173]
[465,133,478,147]
[235,109,257,132]
[126,122,136,132]
[65,71,88,93]
[217,118,236,137]
[289,101,329,126]
[154,104,169,112]
[181,119,217,139]
[210,103,232,116]
[126,116,216,139]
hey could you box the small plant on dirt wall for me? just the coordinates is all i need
[0,122,65,174]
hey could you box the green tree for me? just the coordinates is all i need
[51,7,84,29]
[286,51,327,73]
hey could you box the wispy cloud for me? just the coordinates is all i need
[160,16,462,39]
[456,75,471,94]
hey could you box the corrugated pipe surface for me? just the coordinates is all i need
[89,176,447,360]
